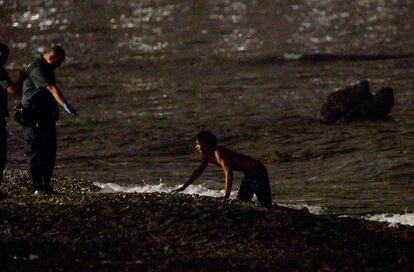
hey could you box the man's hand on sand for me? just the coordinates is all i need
[171,186,185,194]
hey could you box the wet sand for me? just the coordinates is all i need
[0,169,413,271]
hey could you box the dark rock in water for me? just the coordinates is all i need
[344,87,394,121]
[320,80,370,123]
[320,80,394,124]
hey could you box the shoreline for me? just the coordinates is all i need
[1,169,413,271]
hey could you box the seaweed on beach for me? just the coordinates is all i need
[0,169,413,271]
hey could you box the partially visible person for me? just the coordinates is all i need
[172,131,273,209]
[0,43,25,198]
[21,45,78,196]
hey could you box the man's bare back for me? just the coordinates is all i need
[207,146,260,174]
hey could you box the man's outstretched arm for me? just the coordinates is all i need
[223,167,233,199]
[172,160,208,193]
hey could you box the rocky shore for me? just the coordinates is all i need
[0,169,413,271]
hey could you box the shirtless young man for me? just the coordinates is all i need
[172,131,272,209]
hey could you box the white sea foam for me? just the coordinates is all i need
[94,182,414,226]
[94,182,327,213]
[283,53,303,60]
[362,213,414,227]
[94,182,231,198]
[282,203,327,215]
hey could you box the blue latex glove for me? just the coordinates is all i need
[64,104,78,117]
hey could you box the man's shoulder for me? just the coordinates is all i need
[215,146,239,161]
[215,146,229,155]
[217,146,243,156]
[29,55,52,70]
[217,146,258,164]
[28,56,44,69]
[26,56,55,83]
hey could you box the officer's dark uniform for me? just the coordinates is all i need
[0,66,11,184]
[22,56,59,191]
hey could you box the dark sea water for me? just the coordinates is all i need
[2,0,414,219]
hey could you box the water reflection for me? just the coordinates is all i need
[10,3,68,31]
[1,0,414,214]
[115,3,177,55]
[295,0,402,52]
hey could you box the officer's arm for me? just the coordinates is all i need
[47,84,77,116]
[6,69,27,95]
[46,84,69,108]
[1,69,24,95]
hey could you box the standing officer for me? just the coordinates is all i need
[0,43,24,198]
[21,45,77,195]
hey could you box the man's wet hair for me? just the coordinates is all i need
[196,131,218,150]
[48,45,65,59]
[0,43,9,57]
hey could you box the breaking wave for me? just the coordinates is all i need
[94,182,229,198]
[94,182,414,226]
[362,213,414,227]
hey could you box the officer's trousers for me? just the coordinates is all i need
[23,120,56,190]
